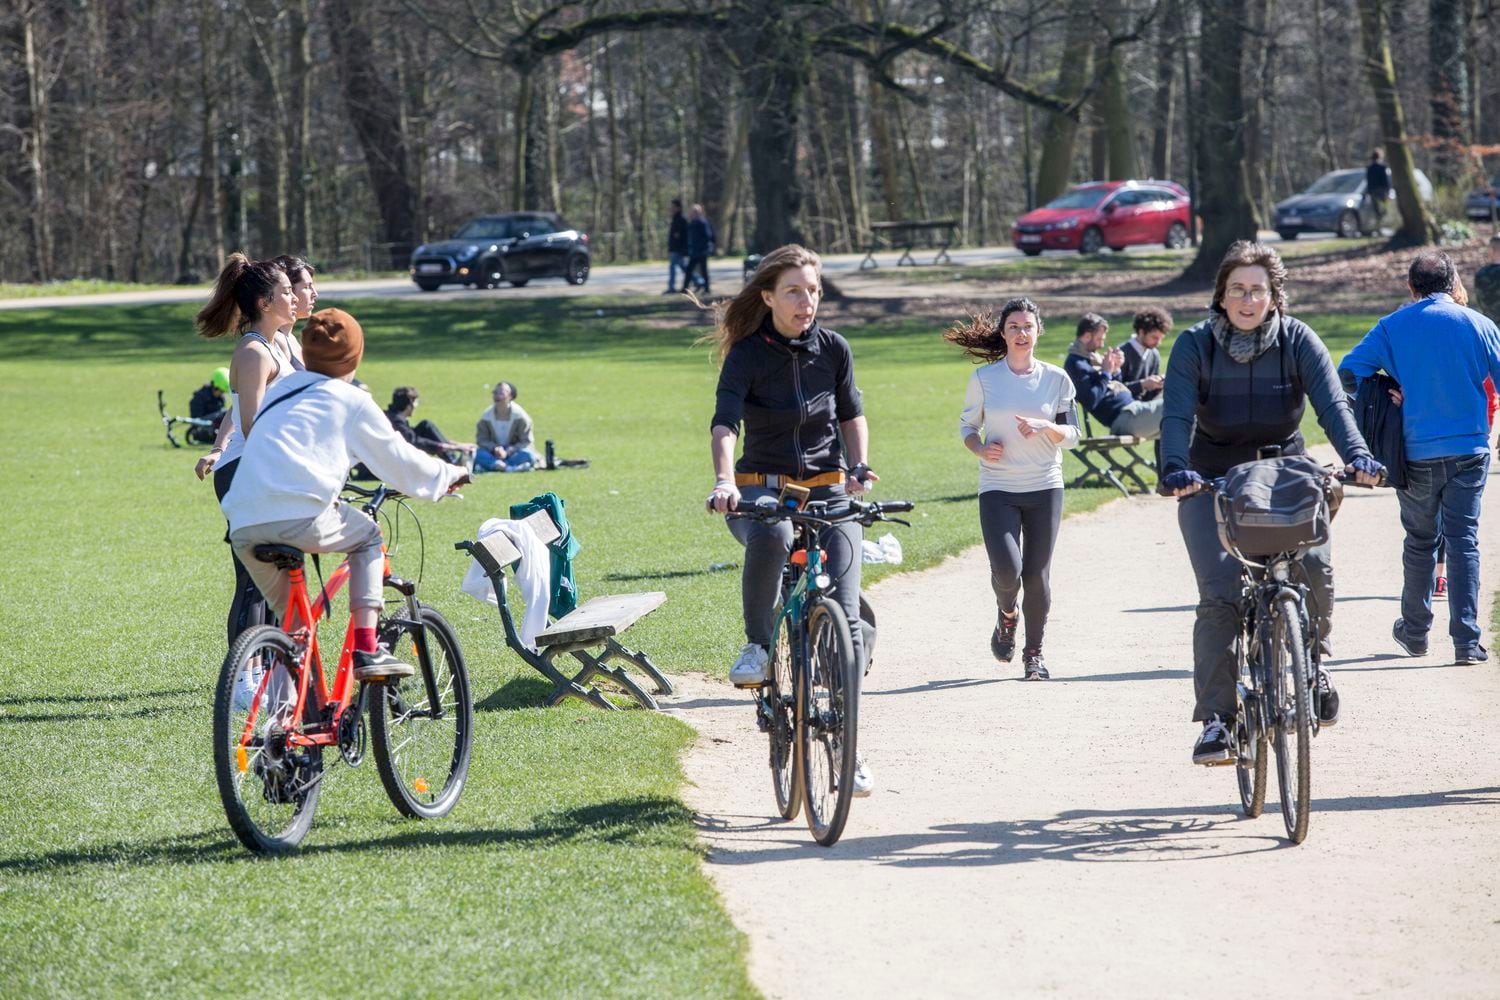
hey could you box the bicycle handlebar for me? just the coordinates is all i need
[725,497,915,527]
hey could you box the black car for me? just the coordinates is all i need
[1465,174,1500,222]
[409,212,591,291]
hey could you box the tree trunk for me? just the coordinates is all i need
[1150,0,1181,179]
[326,0,416,264]
[1244,0,1278,229]
[1428,0,1469,185]
[1312,0,1339,172]
[245,0,287,255]
[735,6,807,252]
[1187,0,1258,280]
[287,0,312,255]
[697,34,733,230]
[1035,0,1095,205]
[1098,41,1139,179]
[19,1,53,282]
[604,36,621,260]
[1356,0,1441,246]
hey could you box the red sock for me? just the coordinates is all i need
[354,627,378,654]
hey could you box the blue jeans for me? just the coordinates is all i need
[1397,452,1489,647]
[668,252,688,291]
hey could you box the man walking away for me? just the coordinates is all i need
[1119,307,1172,401]
[1339,252,1500,664]
[665,199,689,294]
[686,203,715,296]
[1365,149,1392,230]
[1472,234,1500,326]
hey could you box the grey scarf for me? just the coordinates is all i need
[1212,311,1281,364]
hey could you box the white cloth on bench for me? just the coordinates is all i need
[460,517,552,651]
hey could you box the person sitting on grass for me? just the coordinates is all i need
[474,380,541,472]
[1063,312,1165,439]
[188,367,231,444]
[384,385,478,469]
[221,309,467,682]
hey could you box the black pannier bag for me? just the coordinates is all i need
[1214,456,1343,557]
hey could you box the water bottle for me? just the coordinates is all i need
[545,439,555,470]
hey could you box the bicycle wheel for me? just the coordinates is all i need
[1271,596,1312,843]
[797,598,858,846]
[1234,692,1268,819]
[213,625,322,854]
[768,603,801,821]
[370,605,473,819]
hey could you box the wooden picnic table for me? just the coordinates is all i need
[860,220,959,269]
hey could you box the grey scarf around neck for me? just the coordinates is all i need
[1211,311,1281,364]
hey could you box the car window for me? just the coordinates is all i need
[1045,187,1109,210]
[1139,188,1176,204]
[1304,171,1364,195]
[453,218,513,240]
[525,217,556,236]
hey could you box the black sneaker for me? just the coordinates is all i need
[353,649,415,682]
[991,611,1019,663]
[1391,618,1429,657]
[1022,649,1049,680]
[1456,644,1489,665]
[1316,668,1340,726]
[1193,715,1236,766]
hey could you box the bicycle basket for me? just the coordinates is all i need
[1214,456,1341,557]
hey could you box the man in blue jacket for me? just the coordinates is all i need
[1064,313,1164,438]
[1340,252,1500,663]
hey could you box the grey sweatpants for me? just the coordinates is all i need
[230,500,385,619]
[1177,491,1333,721]
[726,485,864,666]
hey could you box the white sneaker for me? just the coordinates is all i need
[852,753,874,797]
[728,643,770,688]
[232,662,264,712]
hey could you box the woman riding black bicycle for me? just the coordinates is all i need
[705,244,878,796]
[1160,241,1383,766]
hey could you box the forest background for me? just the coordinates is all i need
[1,0,1495,287]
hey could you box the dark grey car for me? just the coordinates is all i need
[1464,174,1500,222]
[409,212,591,291]
[1274,167,1434,240]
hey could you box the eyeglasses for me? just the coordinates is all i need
[1226,284,1270,302]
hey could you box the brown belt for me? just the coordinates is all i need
[734,470,845,489]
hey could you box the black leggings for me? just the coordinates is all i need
[979,488,1063,652]
[213,459,271,647]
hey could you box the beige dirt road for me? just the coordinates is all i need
[669,465,1500,998]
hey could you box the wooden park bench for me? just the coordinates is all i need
[860,219,959,269]
[455,509,673,711]
[1068,403,1157,499]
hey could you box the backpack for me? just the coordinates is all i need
[1214,455,1342,557]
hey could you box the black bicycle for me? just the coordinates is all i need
[1212,467,1375,844]
[727,497,913,846]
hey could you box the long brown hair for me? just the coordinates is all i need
[1211,241,1288,315]
[699,244,822,364]
[945,297,1043,364]
[195,253,284,338]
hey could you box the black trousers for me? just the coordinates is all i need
[213,459,272,647]
[685,255,710,293]
[978,488,1063,652]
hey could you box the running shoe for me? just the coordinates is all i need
[852,753,874,797]
[1022,649,1049,680]
[991,610,1019,663]
[1317,668,1340,726]
[1193,714,1236,766]
[729,643,770,688]
[1392,618,1429,657]
[353,649,415,682]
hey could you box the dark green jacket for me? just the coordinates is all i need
[510,492,581,617]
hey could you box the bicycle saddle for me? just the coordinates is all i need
[252,544,305,570]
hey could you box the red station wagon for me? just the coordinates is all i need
[1012,180,1192,255]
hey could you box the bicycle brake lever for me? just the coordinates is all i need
[884,517,912,528]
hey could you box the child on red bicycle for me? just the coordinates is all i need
[220,308,467,681]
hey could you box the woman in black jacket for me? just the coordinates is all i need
[705,244,878,795]
[1159,241,1383,766]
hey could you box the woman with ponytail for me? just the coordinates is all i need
[704,244,879,796]
[191,253,300,646]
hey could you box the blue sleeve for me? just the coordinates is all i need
[1062,354,1111,419]
[1338,323,1390,390]
[1159,327,1204,476]
[1482,321,1500,392]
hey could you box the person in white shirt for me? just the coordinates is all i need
[950,297,1081,680]
[474,380,541,472]
[222,308,467,681]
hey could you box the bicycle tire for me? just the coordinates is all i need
[768,602,801,821]
[1272,596,1312,843]
[213,625,323,854]
[798,598,858,846]
[1234,690,1268,819]
[370,605,473,819]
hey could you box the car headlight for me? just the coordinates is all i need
[456,244,480,261]
[1345,199,1358,208]
[1056,218,1079,230]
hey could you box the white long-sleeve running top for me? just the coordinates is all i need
[958,360,1081,494]
[222,371,463,533]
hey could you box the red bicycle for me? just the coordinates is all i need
[212,483,473,854]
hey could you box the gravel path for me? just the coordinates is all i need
[668,462,1500,998]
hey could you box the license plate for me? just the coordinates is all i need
[1019,235,1041,244]
[417,263,443,274]
[1281,216,1300,225]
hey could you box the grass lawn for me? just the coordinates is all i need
[0,291,1146,997]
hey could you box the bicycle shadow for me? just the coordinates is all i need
[0,796,697,874]
[699,786,1500,869]
[0,686,200,725]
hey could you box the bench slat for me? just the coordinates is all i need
[535,592,666,647]
[521,508,562,544]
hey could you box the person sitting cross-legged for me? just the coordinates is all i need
[1063,312,1164,439]
[474,380,542,472]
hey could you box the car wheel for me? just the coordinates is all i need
[415,280,441,292]
[478,258,503,290]
[508,278,530,288]
[1021,248,1042,257]
[1165,222,1189,249]
[1108,245,1127,253]
[566,254,590,285]
[1337,210,1360,239]
[1078,227,1103,254]
[1277,229,1299,241]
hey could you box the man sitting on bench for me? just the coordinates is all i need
[1118,307,1172,402]
[1064,313,1164,439]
